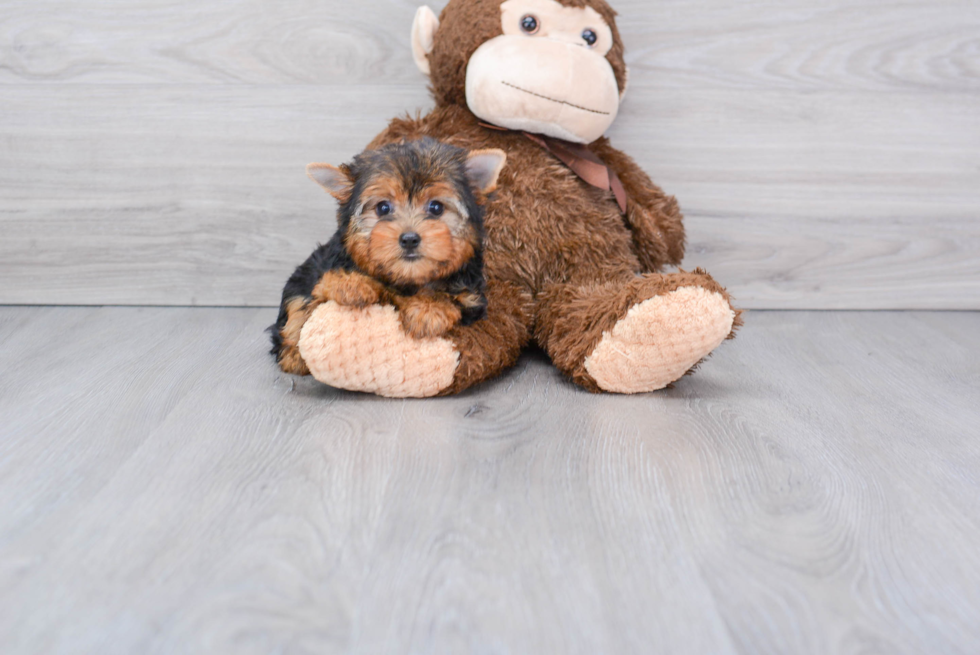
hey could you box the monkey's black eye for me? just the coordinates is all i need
[376,201,392,217]
[521,15,539,34]
[427,200,445,217]
[582,29,598,46]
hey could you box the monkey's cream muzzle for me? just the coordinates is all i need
[411,0,625,144]
[465,35,620,144]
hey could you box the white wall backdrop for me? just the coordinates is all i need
[1,0,978,308]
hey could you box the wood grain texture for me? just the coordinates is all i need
[0,308,978,653]
[0,0,978,308]
[2,0,977,92]
[0,0,439,85]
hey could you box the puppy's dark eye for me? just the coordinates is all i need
[521,15,539,34]
[582,29,598,46]
[427,200,445,217]
[376,201,392,217]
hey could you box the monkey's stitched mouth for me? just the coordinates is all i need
[501,81,610,116]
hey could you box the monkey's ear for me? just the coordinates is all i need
[465,149,507,194]
[307,163,352,201]
[411,6,440,76]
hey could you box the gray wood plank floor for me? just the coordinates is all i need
[1,307,978,654]
[2,0,978,309]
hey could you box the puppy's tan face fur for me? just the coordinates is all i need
[307,142,506,288]
[345,175,477,287]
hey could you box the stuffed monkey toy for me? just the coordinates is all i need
[287,0,741,397]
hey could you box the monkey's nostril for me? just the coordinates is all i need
[399,232,422,250]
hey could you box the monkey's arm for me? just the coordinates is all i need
[590,137,687,273]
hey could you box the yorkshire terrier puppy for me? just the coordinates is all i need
[270,138,507,376]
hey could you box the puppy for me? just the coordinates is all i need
[270,138,507,376]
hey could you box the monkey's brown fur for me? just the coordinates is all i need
[292,0,740,394]
[360,98,740,393]
[428,0,627,109]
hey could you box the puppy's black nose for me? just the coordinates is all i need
[399,232,422,250]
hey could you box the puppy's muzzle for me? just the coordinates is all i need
[399,231,422,259]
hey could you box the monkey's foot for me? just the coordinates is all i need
[299,302,459,398]
[583,286,736,394]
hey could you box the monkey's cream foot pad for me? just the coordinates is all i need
[299,302,459,398]
[584,286,736,394]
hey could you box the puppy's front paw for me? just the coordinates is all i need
[398,296,462,339]
[313,271,385,308]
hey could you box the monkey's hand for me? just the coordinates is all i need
[311,270,388,308]
[395,292,463,340]
[590,137,687,273]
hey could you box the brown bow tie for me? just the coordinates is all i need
[479,123,629,214]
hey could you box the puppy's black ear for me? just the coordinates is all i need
[307,163,353,201]
[465,149,507,194]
